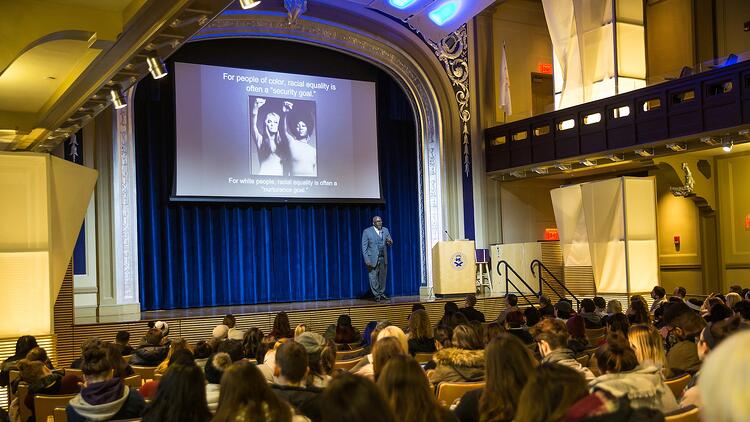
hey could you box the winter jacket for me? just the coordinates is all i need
[563,391,665,422]
[580,312,603,329]
[408,337,437,356]
[271,384,323,422]
[542,348,595,382]
[428,348,485,384]
[206,383,220,413]
[665,341,700,379]
[66,379,145,422]
[129,344,169,366]
[590,365,678,413]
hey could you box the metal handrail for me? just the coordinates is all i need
[530,259,581,308]
[496,260,539,307]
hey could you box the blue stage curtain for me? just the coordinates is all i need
[135,72,421,310]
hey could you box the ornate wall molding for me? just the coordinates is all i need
[194,12,450,287]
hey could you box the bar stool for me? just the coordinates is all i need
[475,249,492,294]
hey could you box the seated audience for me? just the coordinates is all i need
[155,338,190,374]
[141,363,211,422]
[590,333,678,412]
[515,363,589,422]
[537,295,555,318]
[673,286,687,301]
[649,286,668,314]
[67,346,145,422]
[372,337,408,382]
[555,300,573,320]
[429,324,485,384]
[523,306,541,329]
[377,355,458,422]
[496,294,519,324]
[272,341,322,422]
[295,323,307,339]
[223,314,245,341]
[204,352,232,413]
[1,335,38,387]
[483,322,505,345]
[212,361,304,422]
[105,342,135,379]
[115,330,134,356]
[681,315,744,408]
[593,296,607,317]
[24,346,55,370]
[578,298,603,328]
[438,302,460,328]
[217,339,244,362]
[734,300,750,322]
[607,313,631,337]
[662,302,704,378]
[706,302,733,323]
[17,355,80,420]
[319,373,396,422]
[70,337,102,369]
[242,327,264,360]
[407,309,436,356]
[131,328,170,366]
[268,311,294,341]
[627,300,652,325]
[627,324,666,373]
[530,318,594,382]
[505,310,533,344]
[725,292,742,310]
[699,329,750,422]
[296,332,335,388]
[460,294,485,322]
[565,314,590,355]
[434,325,453,349]
[603,299,623,326]
[454,334,532,422]
[212,324,229,340]
[325,314,361,345]
[193,340,213,370]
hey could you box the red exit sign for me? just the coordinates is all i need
[538,63,553,74]
[745,214,750,230]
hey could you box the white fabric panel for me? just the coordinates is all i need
[581,179,627,294]
[627,240,659,292]
[551,186,592,266]
[623,178,659,292]
[542,0,584,108]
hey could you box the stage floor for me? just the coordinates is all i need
[73,292,508,325]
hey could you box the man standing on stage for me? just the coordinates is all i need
[362,216,393,302]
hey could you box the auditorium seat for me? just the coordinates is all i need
[664,405,700,422]
[131,365,158,382]
[8,369,20,403]
[414,353,434,364]
[333,358,361,371]
[436,382,484,407]
[53,406,67,422]
[124,374,143,389]
[122,354,133,363]
[64,368,83,378]
[34,394,76,422]
[665,374,691,400]
[336,348,365,360]
[16,383,32,422]
[585,328,606,345]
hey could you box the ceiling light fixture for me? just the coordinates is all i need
[722,139,734,152]
[634,148,653,157]
[580,159,596,167]
[109,86,127,110]
[428,1,460,26]
[531,167,548,175]
[509,170,525,178]
[388,0,417,9]
[239,0,261,9]
[147,54,168,80]
[700,137,719,146]
[606,154,624,162]
[666,143,687,152]
[553,163,571,171]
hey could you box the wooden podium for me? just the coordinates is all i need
[432,240,476,296]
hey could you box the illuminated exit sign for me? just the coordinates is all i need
[537,63,553,75]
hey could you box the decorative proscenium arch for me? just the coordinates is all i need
[191,9,466,288]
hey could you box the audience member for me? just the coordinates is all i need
[627,324,666,373]
[217,339,245,363]
[627,300,652,325]
[319,373,396,422]
[725,292,742,310]
[70,337,102,369]
[523,306,541,328]
[67,345,145,422]
[193,340,213,369]
[242,327,264,360]
[515,363,589,422]
[24,346,55,370]
[591,332,678,412]
[680,315,745,408]
[565,314,590,354]
[372,336,408,381]
[131,328,170,366]
[530,318,594,382]
[460,294,485,322]
[1,335,39,387]
[296,332,335,388]
[607,313,630,337]
[212,324,229,340]
[326,314,361,344]
[115,330,134,356]
[434,325,453,350]
[407,309,436,356]
[105,342,135,379]
[578,298,603,328]
[378,355,458,422]
[555,300,572,320]
[272,341,323,421]
[650,286,668,313]
[294,323,307,339]
[438,302,460,327]
[269,311,294,340]
[496,294,519,324]
[673,286,687,300]
[505,310,533,344]
[155,338,190,374]
[359,321,378,350]
[483,322,505,345]
[537,295,555,318]
[223,314,245,341]
[429,324,485,384]
[662,302,704,378]
[212,361,302,422]
[141,363,211,422]
[706,302,733,323]
[17,355,80,420]
[204,352,232,413]
[728,284,743,295]
[454,334,532,422]
[593,296,607,317]
[699,329,750,422]
[734,300,750,322]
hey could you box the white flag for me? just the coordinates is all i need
[499,43,512,116]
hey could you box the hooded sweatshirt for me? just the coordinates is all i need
[542,348,595,382]
[66,378,145,422]
[428,348,485,384]
[589,365,678,413]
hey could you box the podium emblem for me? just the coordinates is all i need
[451,252,466,270]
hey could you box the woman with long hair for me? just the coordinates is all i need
[142,363,212,422]
[428,324,485,384]
[627,300,652,325]
[212,361,300,422]
[407,309,436,356]
[243,328,264,360]
[269,312,294,340]
[155,338,191,375]
[628,324,666,372]
[320,373,396,422]
[371,337,408,381]
[454,334,533,422]
[514,363,589,422]
[377,356,457,422]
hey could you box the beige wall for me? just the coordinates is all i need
[499,178,559,244]
[490,0,553,123]
[717,152,750,290]
[646,0,695,80]
[716,0,750,58]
